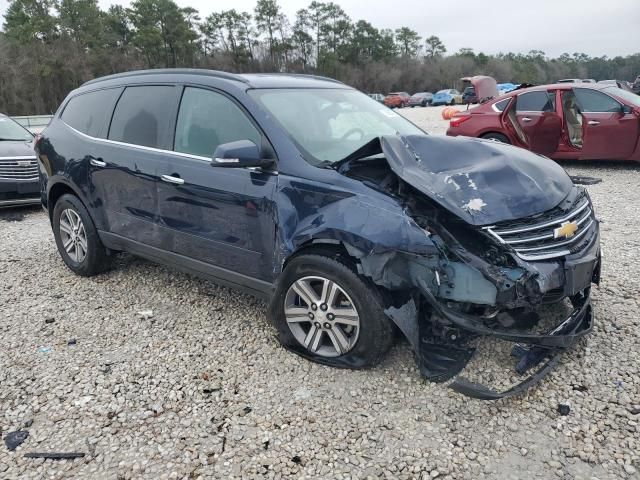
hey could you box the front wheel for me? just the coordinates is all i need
[269,254,393,368]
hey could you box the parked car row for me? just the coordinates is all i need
[369,90,460,108]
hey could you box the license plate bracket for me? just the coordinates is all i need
[564,254,597,296]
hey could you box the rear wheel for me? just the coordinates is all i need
[449,99,456,106]
[481,132,511,144]
[52,194,110,276]
[269,254,393,368]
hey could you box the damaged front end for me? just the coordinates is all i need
[339,134,601,399]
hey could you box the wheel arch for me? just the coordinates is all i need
[47,180,82,221]
[479,130,512,143]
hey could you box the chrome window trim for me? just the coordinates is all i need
[61,121,278,174]
[62,121,212,162]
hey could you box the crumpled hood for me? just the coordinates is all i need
[381,135,573,226]
[0,141,35,157]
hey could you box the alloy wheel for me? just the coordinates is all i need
[59,208,88,263]
[284,276,361,357]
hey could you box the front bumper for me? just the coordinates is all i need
[411,243,599,399]
[0,179,40,207]
[448,291,593,399]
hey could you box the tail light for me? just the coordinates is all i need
[449,115,471,128]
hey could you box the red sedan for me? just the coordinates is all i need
[447,83,640,161]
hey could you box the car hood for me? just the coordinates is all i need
[0,140,35,157]
[380,134,573,226]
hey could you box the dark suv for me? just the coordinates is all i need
[37,69,601,398]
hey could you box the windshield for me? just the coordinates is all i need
[0,116,33,141]
[605,86,640,107]
[436,90,449,95]
[249,88,424,166]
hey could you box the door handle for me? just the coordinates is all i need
[587,120,600,126]
[90,158,106,168]
[522,117,532,122]
[161,175,185,185]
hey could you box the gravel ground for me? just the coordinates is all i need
[1,106,639,479]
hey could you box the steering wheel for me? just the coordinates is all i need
[340,128,365,141]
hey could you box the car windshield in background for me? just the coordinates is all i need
[249,88,424,166]
[0,117,33,141]
[436,90,449,95]
[605,86,640,107]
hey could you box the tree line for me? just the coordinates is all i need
[1,0,639,115]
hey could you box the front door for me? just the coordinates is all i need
[158,86,278,282]
[505,90,562,155]
[573,87,639,159]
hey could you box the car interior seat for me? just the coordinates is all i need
[562,94,583,148]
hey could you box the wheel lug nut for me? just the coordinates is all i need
[314,322,321,328]
[324,322,331,329]
[311,304,317,311]
[327,313,335,320]
[308,312,314,320]
[320,303,328,311]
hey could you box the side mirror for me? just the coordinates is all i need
[211,140,274,169]
[621,104,633,115]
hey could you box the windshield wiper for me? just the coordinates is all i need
[0,138,29,141]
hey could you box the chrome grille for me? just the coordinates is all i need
[0,157,39,180]
[485,200,596,261]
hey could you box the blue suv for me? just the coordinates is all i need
[36,69,600,398]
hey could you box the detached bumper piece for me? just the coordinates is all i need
[419,289,593,400]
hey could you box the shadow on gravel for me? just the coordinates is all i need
[557,159,640,171]
[0,205,42,222]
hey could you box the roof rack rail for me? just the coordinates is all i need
[247,73,345,85]
[82,69,250,87]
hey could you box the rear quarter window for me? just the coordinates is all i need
[108,85,178,149]
[61,88,121,138]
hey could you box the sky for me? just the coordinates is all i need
[1,0,639,58]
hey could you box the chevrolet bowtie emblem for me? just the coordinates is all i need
[554,221,578,239]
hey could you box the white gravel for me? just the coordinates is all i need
[1,106,639,479]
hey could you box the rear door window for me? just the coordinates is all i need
[573,88,621,112]
[174,87,261,158]
[516,91,555,112]
[61,88,121,138]
[108,86,178,149]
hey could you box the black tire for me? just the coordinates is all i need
[268,254,394,369]
[481,132,511,144]
[52,194,110,276]
[449,99,455,106]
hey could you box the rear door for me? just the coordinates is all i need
[157,86,278,282]
[90,85,181,247]
[505,90,562,155]
[573,87,639,159]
